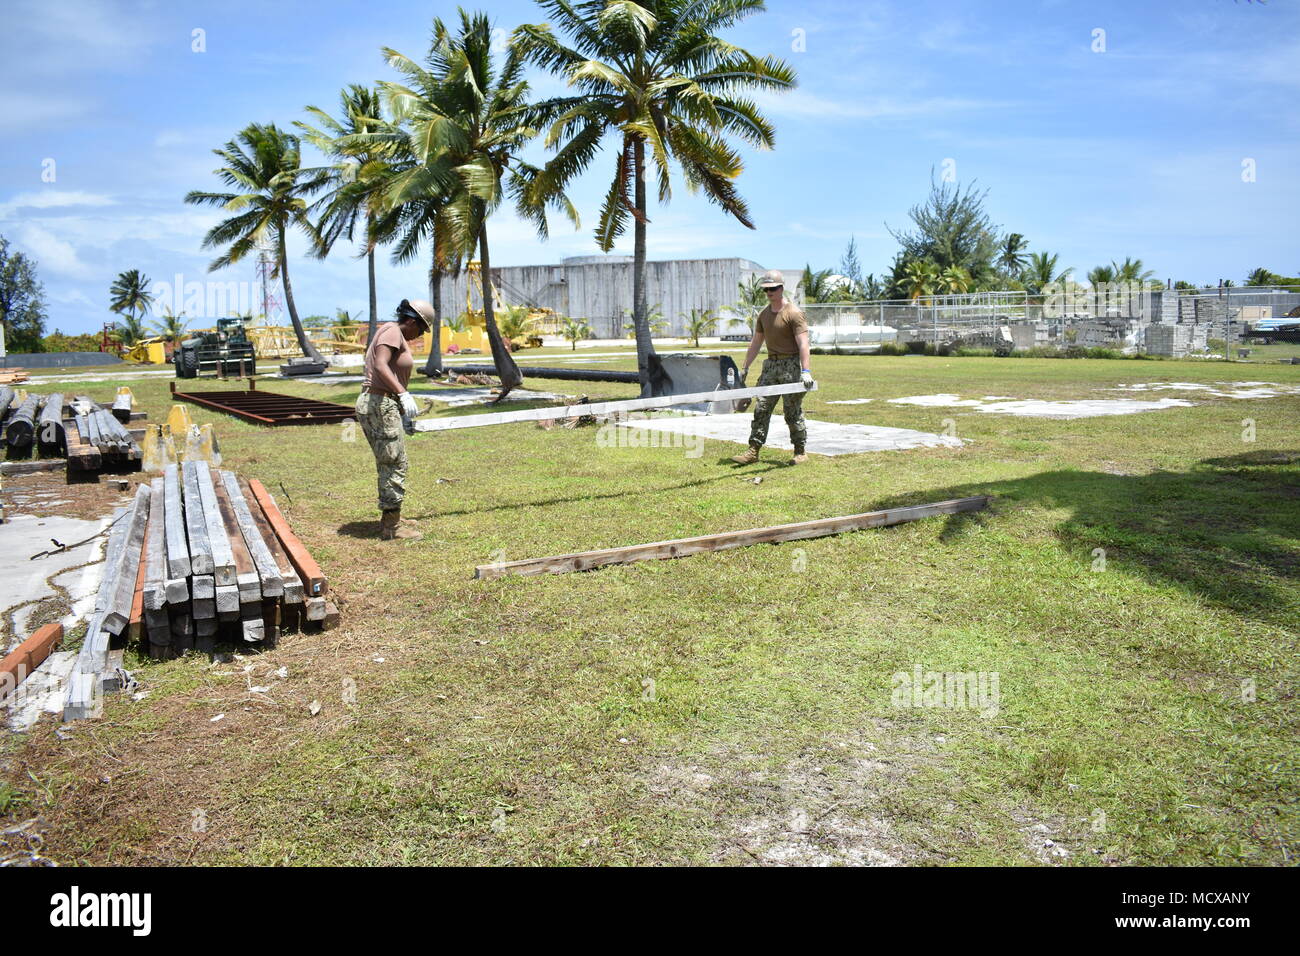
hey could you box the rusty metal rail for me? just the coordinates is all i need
[170,381,355,426]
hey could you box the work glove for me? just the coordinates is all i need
[401,415,416,436]
[801,369,815,389]
[398,391,419,419]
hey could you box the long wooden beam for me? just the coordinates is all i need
[413,381,818,433]
[475,496,992,580]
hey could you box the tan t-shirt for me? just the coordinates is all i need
[363,321,414,392]
[756,301,808,357]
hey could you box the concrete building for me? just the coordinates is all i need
[433,255,804,339]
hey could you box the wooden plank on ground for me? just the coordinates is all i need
[475,495,994,580]
[0,623,63,699]
[238,476,303,605]
[103,484,152,634]
[143,477,168,612]
[211,473,261,609]
[162,463,191,578]
[193,460,236,586]
[413,381,819,433]
[221,470,283,598]
[181,461,213,575]
[246,478,326,597]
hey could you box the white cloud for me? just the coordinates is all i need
[0,191,115,218]
[12,223,94,278]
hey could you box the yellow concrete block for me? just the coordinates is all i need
[166,404,194,434]
[141,424,177,471]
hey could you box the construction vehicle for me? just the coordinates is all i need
[174,317,258,378]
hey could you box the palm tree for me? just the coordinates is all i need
[901,260,940,301]
[998,233,1028,274]
[380,11,577,399]
[801,265,839,304]
[152,306,188,344]
[109,270,153,327]
[683,307,717,348]
[1245,267,1276,287]
[560,314,591,350]
[1087,264,1116,288]
[109,313,149,348]
[515,0,797,394]
[497,304,536,348]
[938,265,970,295]
[185,123,329,362]
[297,84,396,344]
[1112,256,1154,286]
[1021,251,1072,301]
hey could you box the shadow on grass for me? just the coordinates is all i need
[881,449,1300,630]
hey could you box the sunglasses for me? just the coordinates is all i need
[764,285,783,292]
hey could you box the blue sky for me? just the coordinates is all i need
[2,0,1297,336]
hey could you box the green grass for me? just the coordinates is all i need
[2,351,1297,866]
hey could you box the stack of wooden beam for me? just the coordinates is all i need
[66,396,142,472]
[62,467,336,718]
[135,463,336,660]
[0,369,29,386]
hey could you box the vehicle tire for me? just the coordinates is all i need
[177,348,199,378]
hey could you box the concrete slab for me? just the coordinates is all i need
[1112,381,1300,399]
[887,394,1195,418]
[615,412,963,455]
[1,513,111,648]
[4,649,77,730]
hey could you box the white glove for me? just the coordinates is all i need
[398,391,419,419]
[801,369,815,389]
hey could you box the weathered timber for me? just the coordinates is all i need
[193,460,236,586]
[180,461,214,575]
[221,470,283,598]
[211,473,261,607]
[0,622,63,699]
[143,477,168,612]
[475,496,994,579]
[246,478,326,597]
[238,476,304,604]
[5,395,39,448]
[414,381,819,434]
[103,484,152,633]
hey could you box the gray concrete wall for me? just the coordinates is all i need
[432,256,772,338]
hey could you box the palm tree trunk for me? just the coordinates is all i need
[423,259,444,377]
[366,245,378,346]
[278,227,325,363]
[632,136,656,397]
[478,219,522,398]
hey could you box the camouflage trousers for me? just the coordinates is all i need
[355,393,408,511]
[748,356,807,449]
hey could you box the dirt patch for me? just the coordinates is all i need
[648,725,942,866]
[2,470,137,521]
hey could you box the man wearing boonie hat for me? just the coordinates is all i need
[730,270,815,466]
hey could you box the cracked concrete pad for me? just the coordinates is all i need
[1112,381,1300,400]
[616,412,963,454]
[1,513,110,649]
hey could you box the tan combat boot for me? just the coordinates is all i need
[380,508,423,541]
[730,445,761,465]
[791,446,808,465]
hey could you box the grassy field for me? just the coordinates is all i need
[2,350,1297,866]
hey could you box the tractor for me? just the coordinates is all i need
[174,317,258,378]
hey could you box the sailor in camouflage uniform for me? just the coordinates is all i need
[356,299,432,540]
[731,270,816,465]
